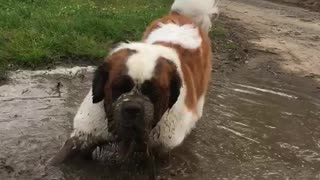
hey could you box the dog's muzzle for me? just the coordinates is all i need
[111,91,154,147]
[121,100,144,128]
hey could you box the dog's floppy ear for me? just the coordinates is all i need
[92,63,109,103]
[168,70,182,109]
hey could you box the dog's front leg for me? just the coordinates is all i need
[49,89,112,165]
[149,107,196,151]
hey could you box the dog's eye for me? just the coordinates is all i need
[112,76,134,100]
[141,81,159,103]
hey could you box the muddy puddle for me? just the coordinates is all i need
[0,66,320,180]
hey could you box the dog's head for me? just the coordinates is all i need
[92,43,182,153]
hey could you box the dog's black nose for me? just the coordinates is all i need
[122,102,143,119]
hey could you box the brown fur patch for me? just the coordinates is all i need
[103,49,137,107]
[142,57,181,126]
[143,13,212,114]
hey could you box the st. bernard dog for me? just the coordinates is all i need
[50,0,219,164]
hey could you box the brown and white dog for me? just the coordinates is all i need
[50,0,219,164]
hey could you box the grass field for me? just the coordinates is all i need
[0,0,231,81]
[0,0,171,79]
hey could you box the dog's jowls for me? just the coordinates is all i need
[50,0,219,164]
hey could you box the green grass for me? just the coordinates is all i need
[210,23,227,39]
[211,21,238,50]
[0,0,171,79]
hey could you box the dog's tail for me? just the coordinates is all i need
[171,0,219,31]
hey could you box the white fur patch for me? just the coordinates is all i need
[197,95,206,118]
[126,52,156,83]
[150,86,198,149]
[71,89,109,141]
[171,0,219,31]
[145,23,202,49]
[113,42,182,83]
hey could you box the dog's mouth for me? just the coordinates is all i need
[91,135,152,164]
[114,124,152,161]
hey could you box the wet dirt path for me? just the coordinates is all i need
[222,0,320,81]
[1,65,319,180]
[1,1,320,179]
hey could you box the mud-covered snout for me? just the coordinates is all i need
[113,93,154,145]
[119,100,147,141]
[121,101,144,128]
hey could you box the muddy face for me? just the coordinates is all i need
[110,91,154,154]
[91,49,182,157]
[93,72,157,155]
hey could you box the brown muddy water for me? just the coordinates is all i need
[0,66,320,180]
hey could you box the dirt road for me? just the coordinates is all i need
[221,0,320,81]
[1,0,320,180]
